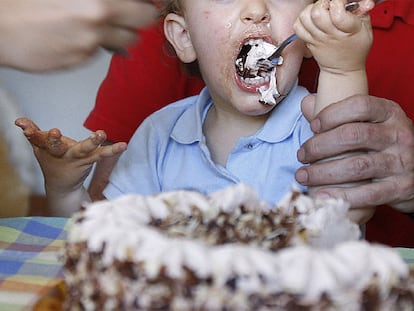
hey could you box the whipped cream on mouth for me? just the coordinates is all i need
[235,38,283,106]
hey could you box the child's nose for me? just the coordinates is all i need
[241,0,270,25]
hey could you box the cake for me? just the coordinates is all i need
[235,39,281,105]
[62,184,414,310]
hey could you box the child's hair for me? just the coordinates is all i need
[160,0,183,17]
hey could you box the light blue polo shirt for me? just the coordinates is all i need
[104,84,313,205]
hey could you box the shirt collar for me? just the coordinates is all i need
[171,82,307,145]
[257,82,306,143]
[171,87,212,144]
[371,0,414,29]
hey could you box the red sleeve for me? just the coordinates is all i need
[84,21,204,143]
[365,0,414,120]
[364,0,414,247]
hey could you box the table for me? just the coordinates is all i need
[0,217,413,311]
[0,217,69,311]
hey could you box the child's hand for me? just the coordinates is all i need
[15,117,127,195]
[294,0,374,74]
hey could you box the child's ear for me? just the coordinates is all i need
[164,14,196,63]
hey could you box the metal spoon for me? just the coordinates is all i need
[345,1,360,13]
[257,34,298,69]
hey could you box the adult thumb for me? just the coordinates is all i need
[301,94,317,122]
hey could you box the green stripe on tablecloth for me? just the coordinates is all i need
[0,290,35,311]
[0,226,21,244]
[396,247,414,268]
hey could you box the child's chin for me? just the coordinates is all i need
[235,100,275,116]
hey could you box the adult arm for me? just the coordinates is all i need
[296,94,414,214]
[0,0,158,72]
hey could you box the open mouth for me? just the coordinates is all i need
[235,39,278,87]
[235,38,282,105]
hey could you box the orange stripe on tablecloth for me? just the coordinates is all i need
[0,241,64,252]
[0,241,12,248]
[0,278,67,311]
[43,244,65,252]
[0,278,63,295]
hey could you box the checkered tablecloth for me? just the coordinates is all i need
[0,217,413,311]
[0,217,69,311]
[397,247,414,268]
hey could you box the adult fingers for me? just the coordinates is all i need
[308,174,414,209]
[99,26,139,51]
[109,1,158,30]
[311,95,396,133]
[297,122,392,163]
[300,94,317,123]
[296,151,400,186]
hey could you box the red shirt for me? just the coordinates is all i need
[361,0,414,247]
[85,0,414,246]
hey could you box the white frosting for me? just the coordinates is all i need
[244,40,281,106]
[208,183,267,214]
[244,40,277,71]
[238,39,283,105]
[67,184,410,305]
[276,188,361,247]
[258,66,279,105]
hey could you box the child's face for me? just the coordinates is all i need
[165,0,312,116]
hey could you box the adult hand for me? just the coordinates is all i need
[0,0,158,72]
[296,94,414,214]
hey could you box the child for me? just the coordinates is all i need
[17,0,375,222]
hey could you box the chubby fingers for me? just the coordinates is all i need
[67,130,127,161]
[15,117,41,134]
[15,117,48,148]
[349,0,376,15]
[295,0,358,44]
[328,0,365,33]
[15,117,68,156]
